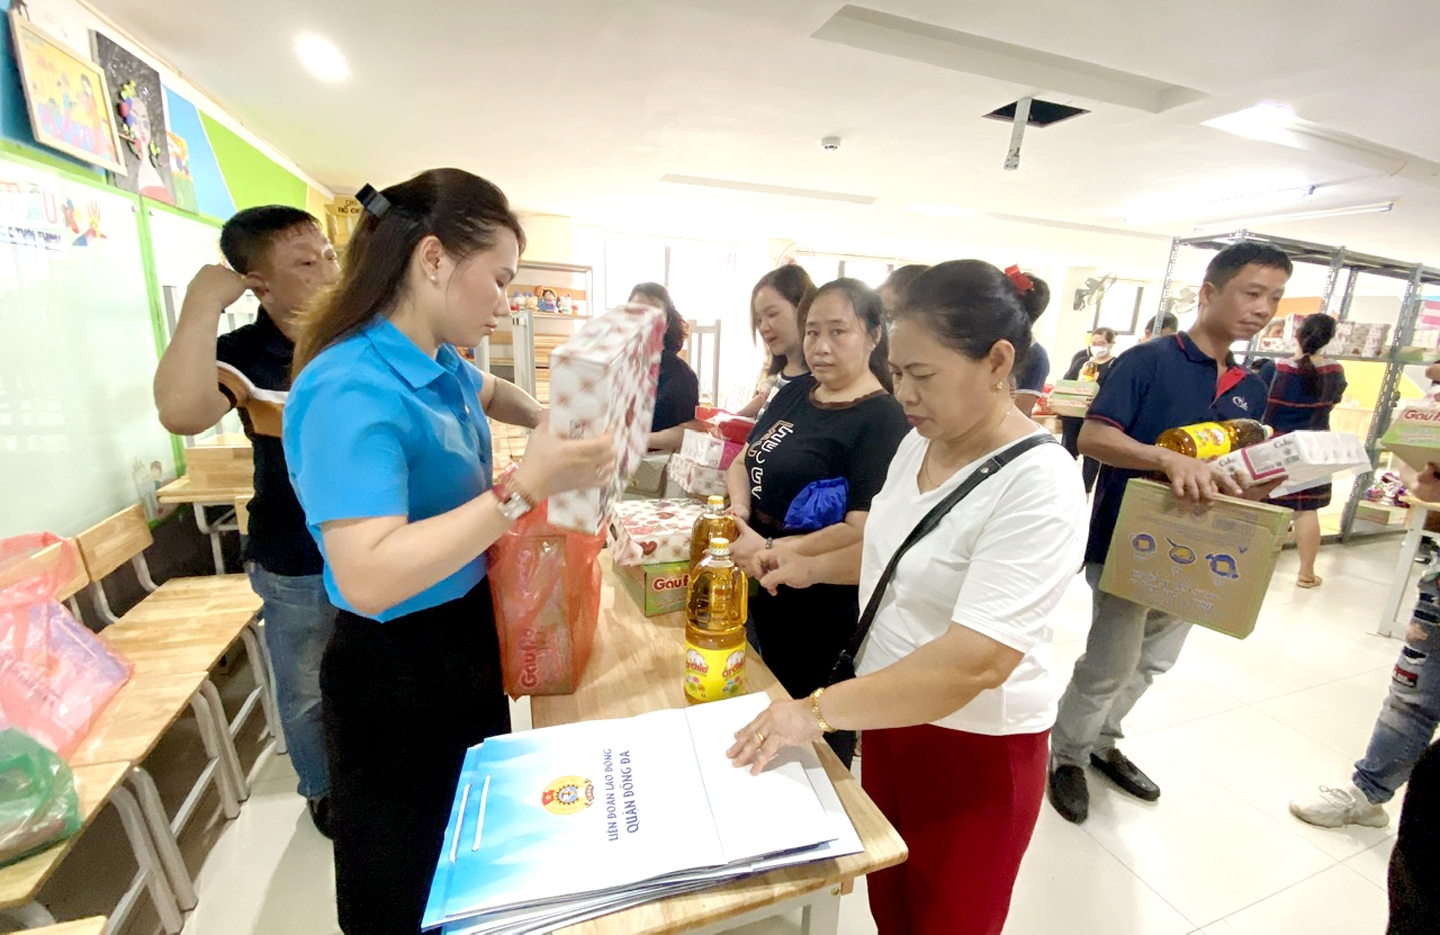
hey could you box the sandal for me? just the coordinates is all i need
[1297,575,1323,589]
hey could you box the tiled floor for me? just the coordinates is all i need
[155,537,1415,935]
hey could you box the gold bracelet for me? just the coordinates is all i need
[810,687,837,734]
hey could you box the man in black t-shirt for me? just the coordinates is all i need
[154,206,341,836]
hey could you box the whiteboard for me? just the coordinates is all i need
[0,155,177,537]
[144,205,253,439]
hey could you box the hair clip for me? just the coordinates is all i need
[356,184,391,219]
[1004,265,1034,294]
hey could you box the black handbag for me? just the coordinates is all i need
[823,433,1059,766]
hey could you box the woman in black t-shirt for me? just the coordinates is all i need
[726,279,909,743]
[630,283,705,452]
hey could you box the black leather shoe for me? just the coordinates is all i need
[1091,749,1161,801]
[1047,765,1089,824]
[308,796,335,840]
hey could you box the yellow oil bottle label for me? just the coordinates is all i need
[1180,422,1230,459]
[684,642,747,703]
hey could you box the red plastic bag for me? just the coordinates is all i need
[489,504,604,698]
[0,535,132,758]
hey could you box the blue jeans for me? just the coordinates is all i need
[246,564,338,800]
[1353,571,1440,805]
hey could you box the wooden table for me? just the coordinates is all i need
[531,556,907,935]
[156,477,254,574]
[1379,495,1440,639]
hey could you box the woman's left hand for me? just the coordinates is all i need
[727,515,768,571]
[727,698,822,776]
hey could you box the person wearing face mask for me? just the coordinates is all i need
[283,169,616,934]
[730,261,1088,935]
[726,279,909,762]
[735,265,816,420]
[1059,328,1118,493]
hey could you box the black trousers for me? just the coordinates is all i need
[323,581,511,935]
[1388,739,1440,935]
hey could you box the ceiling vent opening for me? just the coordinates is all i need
[984,99,1089,128]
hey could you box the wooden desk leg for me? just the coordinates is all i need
[1380,506,1428,639]
[800,886,843,935]
[110,785,185,935]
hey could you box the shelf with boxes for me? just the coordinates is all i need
[1155,231,1440,541]
[466,261,593,406]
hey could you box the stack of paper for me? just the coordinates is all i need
[423,694,862,935]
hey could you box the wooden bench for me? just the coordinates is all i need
[76,505,279,772]
[25,918,107,935]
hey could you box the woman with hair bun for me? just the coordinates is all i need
[1263,313,1346,588]
[730,260,1089,935]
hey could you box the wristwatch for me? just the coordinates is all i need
[492,464,536,522]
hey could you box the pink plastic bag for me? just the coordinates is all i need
[0,534,132,759]
[488,504,604,698]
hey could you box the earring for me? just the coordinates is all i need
[994,382,1006,391]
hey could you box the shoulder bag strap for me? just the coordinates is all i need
[838,432,1059,671]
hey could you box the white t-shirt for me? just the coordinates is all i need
[855,429,1090,735]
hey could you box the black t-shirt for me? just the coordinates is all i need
[215,310,324,576]
[743,374,910,534]
[651,351,700,433]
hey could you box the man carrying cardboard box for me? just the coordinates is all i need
[1047,243,1293,824]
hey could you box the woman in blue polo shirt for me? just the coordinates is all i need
[284,168,614,935]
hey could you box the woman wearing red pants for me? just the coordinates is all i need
[729,260,1089,935]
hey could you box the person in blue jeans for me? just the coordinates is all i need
[1290,566,1439,829]
[154,207,342,836]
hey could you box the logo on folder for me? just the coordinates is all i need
[541,776,595,815]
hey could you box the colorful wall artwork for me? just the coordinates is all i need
[92,31,173,204]
[8,13,124,174]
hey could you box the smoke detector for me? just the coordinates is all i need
[820,136,842,153]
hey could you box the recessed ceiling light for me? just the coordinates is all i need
[904,202,980,219]
[295,35,349,82]
[1201,102,1298,143]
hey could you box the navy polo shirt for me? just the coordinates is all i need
[1084,333,1269,566]
[283,317,494,622]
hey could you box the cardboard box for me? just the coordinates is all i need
[1048,394,1093,418]
[616,560,691,617]
[680,429,725,468]
[548,304,666,533]
[1211,431,1371,497]
[1052,379,1099,399]
[1100,479,1292,639]
[1382,403,1440,471]
[609,498,705,566]
[667,455,727,498]
[1355,501,1409,526]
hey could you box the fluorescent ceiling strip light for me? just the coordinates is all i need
[1125,185,1317,226]
[659,174,877,205]
[812,5,1204,113]
[904,202,980,218]
[1192,201,1396,231]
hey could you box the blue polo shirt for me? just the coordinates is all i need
[1084,333,1269,566]
[283,317,494,622]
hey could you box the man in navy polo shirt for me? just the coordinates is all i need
[154,206,342,836]
[1047,242,1293,824]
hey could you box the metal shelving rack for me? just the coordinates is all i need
[1155,231,1440,541]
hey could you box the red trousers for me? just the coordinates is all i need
[862,724,1049,935]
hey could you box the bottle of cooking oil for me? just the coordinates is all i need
[1155,418,1271,460]
[690,496,738,570]
[1080,359,1099,381]
[684,538,748,705]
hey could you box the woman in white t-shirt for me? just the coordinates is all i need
[728,260,1089,935]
